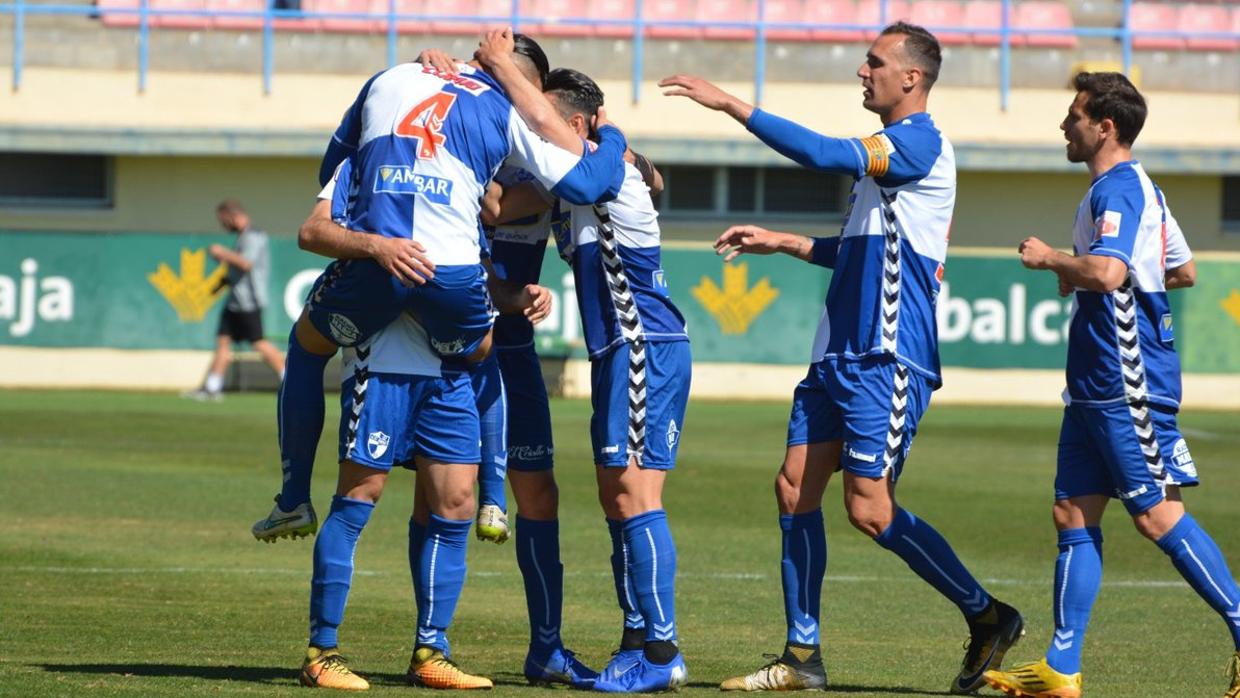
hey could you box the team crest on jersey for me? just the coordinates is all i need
[652,270,669,296]
[367,431,390,459]
[328,313,361,346]
[1094,210,1122,239]
[374,166,453,205]
[1159,313,1174,343]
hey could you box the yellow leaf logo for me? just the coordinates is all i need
[692,262,780,335]
[1221,289,1240,328]
[380,167,393,181]
[147,248,229,322]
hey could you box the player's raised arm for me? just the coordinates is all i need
[661,74,867,177]
[505,106,626,206]
[715,225,839,268]
[475,29,585,155]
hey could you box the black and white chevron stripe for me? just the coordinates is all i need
[883,363,910,472]
[879,190,902,355]
[308,259,350,311]
[593,203,648,464]
[343,340,372,455]
[1114,278,1165,481]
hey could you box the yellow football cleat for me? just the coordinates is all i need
[983,658,1081,698]
[1226,651,1240,698]
[299,647,370,691]
[406,647,494,690]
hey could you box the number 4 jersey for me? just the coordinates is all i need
[319,62,626,267]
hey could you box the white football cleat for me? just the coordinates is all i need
[252,497,318,542]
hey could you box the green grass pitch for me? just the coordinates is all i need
[1,389,1238,697]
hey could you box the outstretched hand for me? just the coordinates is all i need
[659,74,754,123]
[715,225,787,263]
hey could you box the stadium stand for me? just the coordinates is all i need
[1016,0,1076,47]
[909,1,969,45]
[1130,2,1185,50]
[524,0,591,37]
[1180,4,1238,52]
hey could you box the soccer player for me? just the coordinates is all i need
[661,23,1023,694]
[297,161,554,691]
[251,35,628,543]
[982,72,1240,698]
[479,50,691,691]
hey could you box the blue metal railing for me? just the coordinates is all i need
[4,0,1240,109]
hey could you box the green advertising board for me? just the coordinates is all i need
[1,231,1238,374]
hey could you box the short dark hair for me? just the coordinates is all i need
[543,68,605,122]
[880,21,942,88]
[216,199,245,214]
[1072,71,1147,146]
[512,33,550,88]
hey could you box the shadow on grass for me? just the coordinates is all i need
[37,664,953,695]
[38,663,293,684]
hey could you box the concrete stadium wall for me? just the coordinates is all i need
[2,154,1234,252]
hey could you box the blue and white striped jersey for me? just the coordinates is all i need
[318,62,625,266]
[1066,161,1186,409]
[747,110,953,385]
[555,161,689,358]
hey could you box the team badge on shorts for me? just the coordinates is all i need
[1171,438,1197,477]
[666,419,680,450]
[367,431,391,459]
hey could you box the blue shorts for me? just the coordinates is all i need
[1056,401,1199,515]
[306,259,494,358]
[337,371,481,470]
[591,340,691,470]
[786,357,933,482]
[498,345,554,472]
[468,353,509,478]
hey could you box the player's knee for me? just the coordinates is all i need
[774,470,801,514]
[514,475,559,519]
[1052,500,1077,530]
[429,485,475,520]
[1131,507,1178,541]
[845,502,891,538]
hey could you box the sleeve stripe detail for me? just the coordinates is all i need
[860,135,890,177]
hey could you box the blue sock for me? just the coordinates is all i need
[1044,527,1103,674]
[781,510,826,646]
[1157,513,1240,650]
[408,518,427,604]
[608,518,645,633]
[623,510,678,644]
[309,496,374,649]
[276,329,331,511]
[473,357,508,511]
[516,516,563,651]
[875,508,991,618]
[414,514,472,652]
